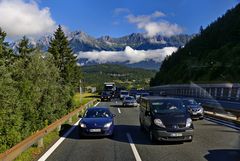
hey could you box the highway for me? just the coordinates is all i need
[41,100,240,161]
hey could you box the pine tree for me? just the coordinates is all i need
[48,25,78,85]
[17,36,34,57]
[0,27,14,63]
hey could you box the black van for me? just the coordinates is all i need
[139,96,194,142]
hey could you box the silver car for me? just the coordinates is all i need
[123,96,138,107]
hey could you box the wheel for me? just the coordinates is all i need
[140,123,144,131]
[139,119,144,131]
[149,130,156,143]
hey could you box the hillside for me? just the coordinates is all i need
[150,3,240,86]
[82,64,156,90]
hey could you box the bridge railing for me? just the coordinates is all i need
[0,99,98,161]
[150,83,240,121]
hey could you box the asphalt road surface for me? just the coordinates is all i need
[43,100,240,161]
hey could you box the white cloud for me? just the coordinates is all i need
[127,11,182,37]
[0,0,56,38]
[77,46,177,64]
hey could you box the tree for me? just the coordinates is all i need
[48,25,79,85]
[0,28,13,62]
[17,36,35,57]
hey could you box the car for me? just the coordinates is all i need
[79,107,115,137]
[120,90,129,100]
[139,96,194,143]
[122,96,138,107]
[136,92,150,103]
[100,91,112,101]
[182,98,204,120]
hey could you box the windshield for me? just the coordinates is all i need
[151,99,185,114]
[125,97,134,100]
[121,92,128,95]
[102,91,111,95]
[141,93,149,97]
[183,99,198,106]
[84,109,111,118]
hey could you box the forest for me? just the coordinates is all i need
[150,3,240,86]
[0,26,81,153]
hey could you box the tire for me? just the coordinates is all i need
[149,130,156,143]
[139,119,144,131]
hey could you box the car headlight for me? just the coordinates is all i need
[80,123,86,128]
[199,107,203,113]
[154,119,166,128]
[104,122,112,128]
[186,118,192,128]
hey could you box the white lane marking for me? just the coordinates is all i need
[38,102,99,161]
[205,117,240,130]
[126,133,142,161]
[94,102,100,107]
[118,108,121,114]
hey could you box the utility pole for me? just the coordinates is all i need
[79,79,82,104]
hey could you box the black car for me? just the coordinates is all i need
[182,98,204,120]
[139,96,194,143]
[100,91,112,101]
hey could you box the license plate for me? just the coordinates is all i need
[170,133,182,137]
[192,112,197,115]
[89,129,101,132]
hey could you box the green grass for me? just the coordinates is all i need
[15,130,59,161]
[72,92,98,107]
[14,93,97,161]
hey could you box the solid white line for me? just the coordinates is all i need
[94,102,100,107]
[118,108,121,114]
[38,102,99,161]
[38,120,81,161]
[126,133,142,161]
[205,117,240,130]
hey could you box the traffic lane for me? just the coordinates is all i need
[112,100,240,161]
[132,120,240,161]
[45,101,136,161]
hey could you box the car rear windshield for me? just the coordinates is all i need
[125,97,134,100]
[151,99,185,114]
[84,109,111,118]
[121,92,128,95]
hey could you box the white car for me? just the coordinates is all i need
[120,90,129,100]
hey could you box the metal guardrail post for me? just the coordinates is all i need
[37,138,44,148]
[237,116,240,121]
[68,117,72,124]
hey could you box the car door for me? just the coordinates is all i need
[144,101,152,130]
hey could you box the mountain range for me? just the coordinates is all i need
[10,31,193,69]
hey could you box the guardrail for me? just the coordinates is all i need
[0,99,97,161]
[150,84,240,121]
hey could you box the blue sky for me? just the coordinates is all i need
[37,0,239,37]
[0,0,239,39]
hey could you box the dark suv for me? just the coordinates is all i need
[139,96,194,143]
[100,91,112,102]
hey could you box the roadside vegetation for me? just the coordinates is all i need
[0,26,82,153]
[150,4,240,86]
[14,92,96,161]
[82,64,156,90]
